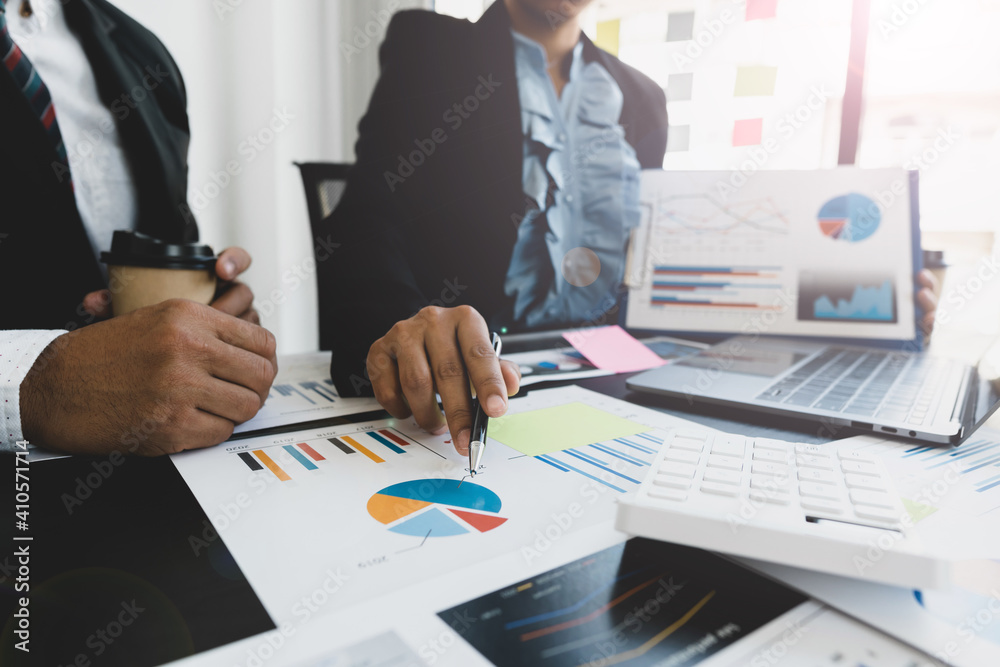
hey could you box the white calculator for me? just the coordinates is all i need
[615,429,952,589]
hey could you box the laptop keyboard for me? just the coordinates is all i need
[756,347,952,426]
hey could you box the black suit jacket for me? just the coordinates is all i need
[0,0,198,331]
[320,1,668,396]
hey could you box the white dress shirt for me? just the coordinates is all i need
[1,0,138,450]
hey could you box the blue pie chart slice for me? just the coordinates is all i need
[818,194,880,243]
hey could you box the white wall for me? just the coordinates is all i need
[111,0,426,353]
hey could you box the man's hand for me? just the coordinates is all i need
[367,305,521,456]
[82,247,260,323]
[917,268,939,337]
[20,299,278,456]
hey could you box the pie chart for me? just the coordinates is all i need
[818,194,880,243]
[367,479,508,538]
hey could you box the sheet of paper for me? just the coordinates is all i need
[625,169,918,343]
[232,351,382,436]
[745,559,1000,667]
[562,325,667,373]
[170,386,705,626]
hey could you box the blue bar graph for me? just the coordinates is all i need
[283,445,318,471]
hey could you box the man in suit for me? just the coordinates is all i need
[319,0,668,455]
[0,0,277,455]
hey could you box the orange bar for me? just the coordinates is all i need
[254,450,291,481]
[341,435,385,463]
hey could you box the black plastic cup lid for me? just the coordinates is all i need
[100,231,216,271]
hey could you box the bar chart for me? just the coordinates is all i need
[235,427,418,482]
[649,265,785,312]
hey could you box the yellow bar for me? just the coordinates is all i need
[517,583,533,592]
[341,435,385,463]
[254,450,291,481]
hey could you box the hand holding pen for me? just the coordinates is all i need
[468,332,502,477]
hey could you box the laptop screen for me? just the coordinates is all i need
[625,168,921,348]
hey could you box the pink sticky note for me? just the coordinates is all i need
[746,0,778,21]
[562,326,667,374]
[733,118,764,147]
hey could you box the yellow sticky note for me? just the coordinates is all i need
[488,402,648,457]
[734,66,778,97]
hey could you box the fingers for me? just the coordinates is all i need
[206,337,277,405]
[917,287,937,313]
[456,310,507,418]
[216,247,253,282]
[196,376,267,424]
[425,321,475,455]
[211,311,278,361]
[394,333,447,435]
[212,281,255,318]
[917,268,939,293]
[367,339,411,419]
[82,290,113,319]
[500,359,521,397]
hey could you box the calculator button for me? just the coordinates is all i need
[797,468,838,485]
[752,449,790,464]
[653,476,691,490]
[671,437,706,452]
[703,469,742,486]
[795,444,829,457]
[659,462,698,478]
[796,455,835,470]
[700,482,741,498]
[707,455,743,471]
[712,437,746,457]
[799,482,841,500]
[750,490,791,505]
[849,489,896,509]
[664,449,701,464]
[800,497,845,514]
[675,430,709,441]
[853,505,903,523]
[843,473,888,491]
[751,476,792,492]
[754,438,790,452]
[649,488,687,502]
[751,461,790,477]
[838,449,878,463]
[840,460,880,477]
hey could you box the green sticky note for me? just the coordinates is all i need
[734,66,778,97]
[901,497,938,524]
[488,402,648,457]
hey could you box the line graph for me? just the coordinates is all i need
[653,193,791,236]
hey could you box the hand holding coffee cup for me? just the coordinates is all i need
[100,231,217,316]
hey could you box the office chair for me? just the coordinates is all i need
[293,161,353,350]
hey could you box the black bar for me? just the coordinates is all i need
[329,437,356,454]
[238,451,263,471]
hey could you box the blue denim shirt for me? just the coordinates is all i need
[503,31,641,329]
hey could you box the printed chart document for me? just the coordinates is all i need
[171,385,947,666]
[172,386,710,623]
[232,351,382,436]
[626,169,918,344]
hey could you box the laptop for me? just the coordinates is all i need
[623,168,1000,445]
[627,335,1000,445]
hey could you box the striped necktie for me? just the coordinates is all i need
[1,0,71,181]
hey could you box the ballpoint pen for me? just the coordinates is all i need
[468,332,502,477]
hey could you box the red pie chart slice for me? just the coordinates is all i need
[448,508,508,533]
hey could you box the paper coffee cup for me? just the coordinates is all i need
[100,231,217,317]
